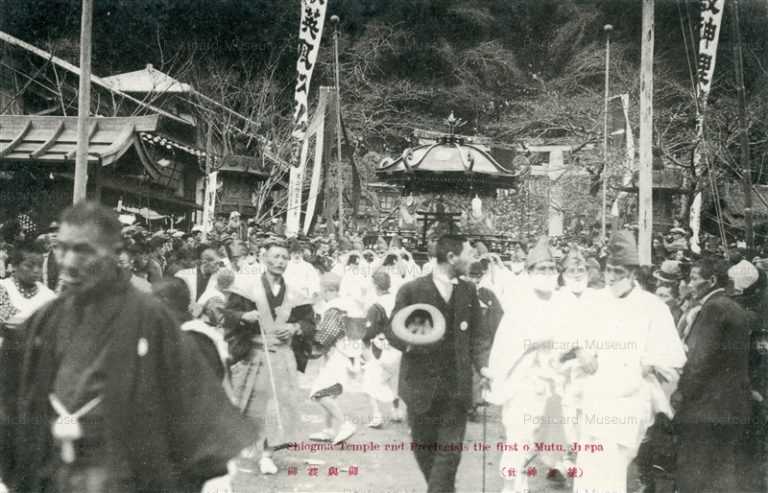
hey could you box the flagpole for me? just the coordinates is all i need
[73,0,94,203]
[601,24,613,239]
[638,0,654,265]
[331,15,344,241]
[732,0,753,254]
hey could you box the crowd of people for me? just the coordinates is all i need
[0,202,765,493]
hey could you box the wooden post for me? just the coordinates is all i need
[73,0,93,203]
[638,0,654,265]
[331,15,344,240]
[732,0,753,253]
[601,24,613,240]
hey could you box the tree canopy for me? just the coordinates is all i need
[4,0,768,233]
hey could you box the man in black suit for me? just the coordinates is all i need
[673,256,752,493]
[385,235,492,493]
[467,260,503,421]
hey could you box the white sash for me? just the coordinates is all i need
[247,277,288,435]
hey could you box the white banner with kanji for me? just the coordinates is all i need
[609,94,634,218]
[286,89,331,236]
[202,171,218,233]
[697,0,725,97]
[290,0,328,165]
[286,0,328,236]
[691,0,725,249]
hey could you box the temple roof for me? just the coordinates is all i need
[0,114,200,166]
[376,134,524,194]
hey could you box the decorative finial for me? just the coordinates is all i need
[447,112,457,136]
[444,112,466,139]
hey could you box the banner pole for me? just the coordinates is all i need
[600,24,613,239]
[331,15,344,240]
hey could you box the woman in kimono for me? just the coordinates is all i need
[0,240,56,330]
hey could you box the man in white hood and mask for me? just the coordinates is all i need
[502,242,529,297]
[557,249,602,469]
[572,231,686,493]
[485,237,582,493]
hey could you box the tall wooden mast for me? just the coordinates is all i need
[638,0,654,265]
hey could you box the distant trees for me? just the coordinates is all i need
[6,0,768,233]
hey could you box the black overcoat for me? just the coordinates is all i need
[0,276,255,493]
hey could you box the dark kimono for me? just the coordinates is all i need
[222,273,315,372]
[0,271,255,493]
[221,272,316,450]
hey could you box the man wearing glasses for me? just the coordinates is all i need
[573,230,686,493]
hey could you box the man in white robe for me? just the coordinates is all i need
[557,250,603,461]
[486,237,580,493]
[573,231,686,493]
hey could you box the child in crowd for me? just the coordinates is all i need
[362,271,404,428]
[308,272,359,444]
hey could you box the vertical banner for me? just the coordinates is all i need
[202,171,218,233]
[689,192,702,253]
[286,0,329,236]
[609,94,634,219]
[302,88,332,235]
[691,0,725,252]
[287,88,331,236]
[696,0,725,97]
[290,0,328,162]
[285,156,306,235]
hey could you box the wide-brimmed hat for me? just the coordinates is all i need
[390,303,446,346]
[669,227,687,236]
[729,259,760,293]
[653,260,682,283]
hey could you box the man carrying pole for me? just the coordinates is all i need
[222,237,316,475]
